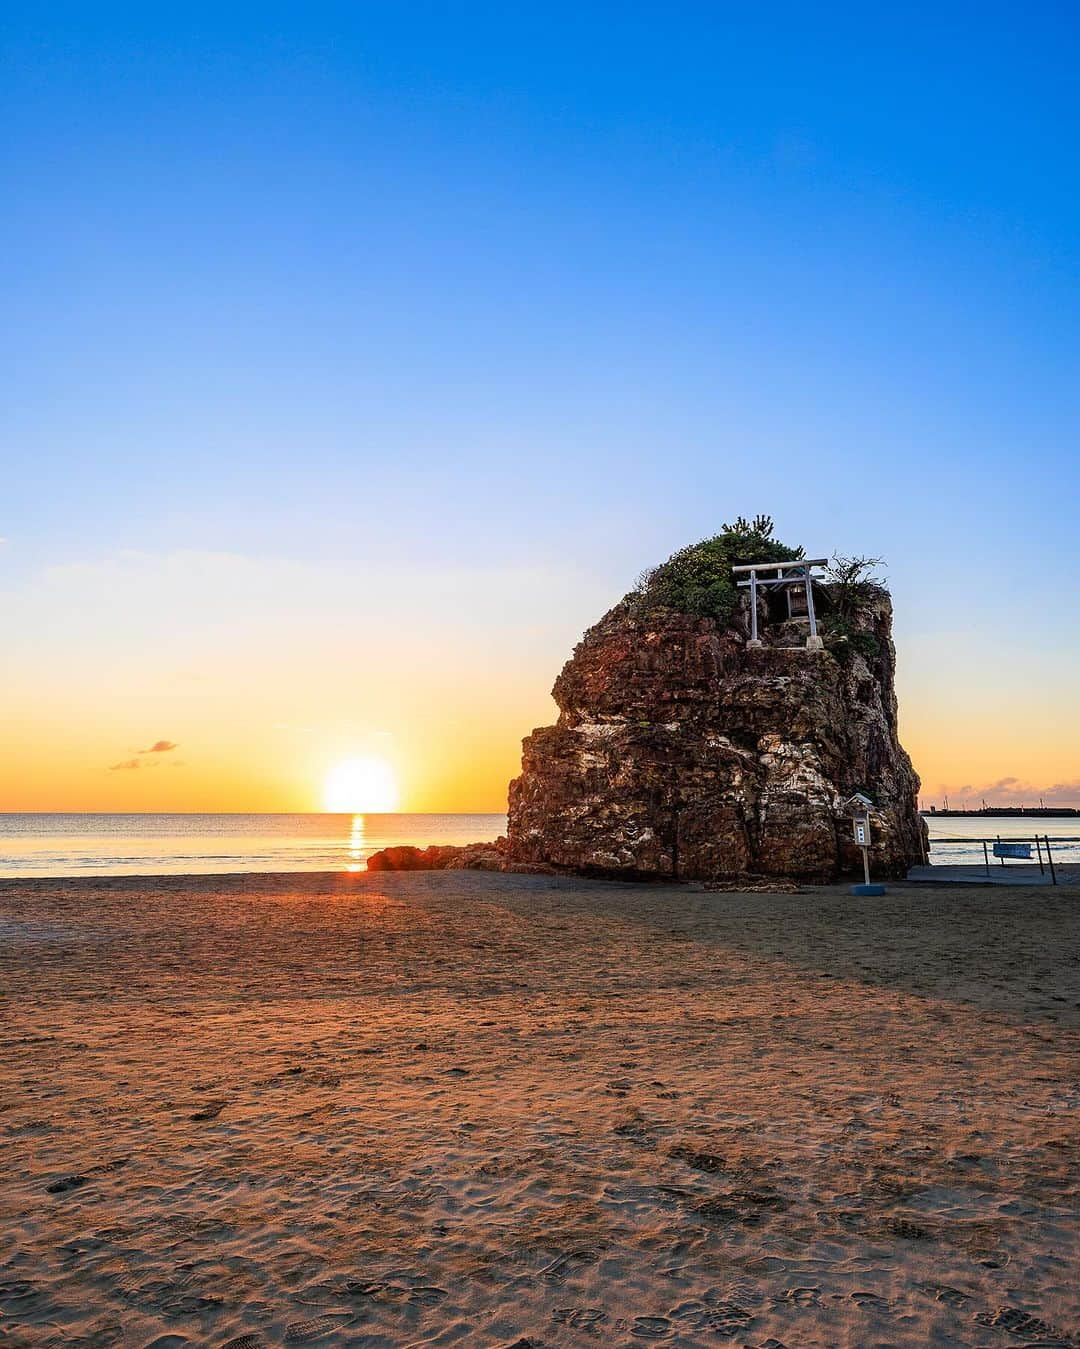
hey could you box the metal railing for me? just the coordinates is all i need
[929,833,1065,884]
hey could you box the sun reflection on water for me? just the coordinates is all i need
[346,814,367,872]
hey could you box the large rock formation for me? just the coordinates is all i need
[506,560,925,882]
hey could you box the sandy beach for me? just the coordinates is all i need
[1,872,1077,1348]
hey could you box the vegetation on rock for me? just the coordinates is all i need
[819,554,887,662]
[631,515,802,626]
[822,553,887,615]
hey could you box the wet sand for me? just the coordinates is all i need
[1,872,1077,1348]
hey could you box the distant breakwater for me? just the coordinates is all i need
[921,808,1079,818]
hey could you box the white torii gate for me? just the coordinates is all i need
[732,558,828,651]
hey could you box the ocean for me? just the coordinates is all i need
[0,812,1077,878]
[0,813,507,878]
[919,814,1080,867]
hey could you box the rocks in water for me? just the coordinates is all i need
[505,539,925,882]
[365,839,508,872]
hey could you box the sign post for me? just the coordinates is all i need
[845,793,885,896]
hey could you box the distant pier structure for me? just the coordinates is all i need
[923,805,1078,818]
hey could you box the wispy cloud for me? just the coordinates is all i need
[109,739,181,772]
[936,776,1080,807]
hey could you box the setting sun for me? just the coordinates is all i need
[323,757,400,813]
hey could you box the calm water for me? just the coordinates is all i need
[923,815,1080,866]
[0,814,507,878]
[1,812,1076,878]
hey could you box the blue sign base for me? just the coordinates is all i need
[851,883,886,896]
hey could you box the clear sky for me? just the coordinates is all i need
[2,2,1078,811]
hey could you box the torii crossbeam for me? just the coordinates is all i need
[733,558,828,649]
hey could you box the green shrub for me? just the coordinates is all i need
[632,515,802,626]
[823,619,880,664]
[823,554,886,618]
[819,554,886,662]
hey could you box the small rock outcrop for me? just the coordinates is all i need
[366,839,508,872]
[506,530,925,882]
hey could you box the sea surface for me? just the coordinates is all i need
[0,812,1077,878]
[920,814,1080,867]
[0,813,507,878]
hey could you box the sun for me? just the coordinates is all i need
[323,757,400,813]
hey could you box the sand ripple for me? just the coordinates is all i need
[0,872,1077,1347]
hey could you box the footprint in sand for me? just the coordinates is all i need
[669,1145,726,1173]
[540,1250,600,1284]
[218,1336,264,1349]
[672,1301,753,1336]
[343,1280,387,1298]
[915,1282,970,1308]
[283,1316,343,1342]
[885,1216,931,1240]
[973,1307,1070,1340]
[706,1304,754,1336]
[692,1190,788,1226]
[974,1249,1010,1269]
[190,1100,226,1121]
[710,1281,764,1309]
[93,1158,129,1175]
[630,1315,672,1338]
[779,1287,820,1309]
[849,1291,893,1312]
[46,1157,130,1193]
[46,1174,89,1194]
[553,1307,606,1330]
[407,1286,448,1306]
[613,1116,656,1146]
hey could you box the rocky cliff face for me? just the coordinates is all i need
[507,583,925,881]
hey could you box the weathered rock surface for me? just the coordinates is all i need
[506,587,925,881]
[366,839,508,872]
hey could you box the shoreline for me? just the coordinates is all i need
[4,811,1079,882]
[2,864,1078,888]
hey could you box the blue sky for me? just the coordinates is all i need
[2,3,1078,808]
